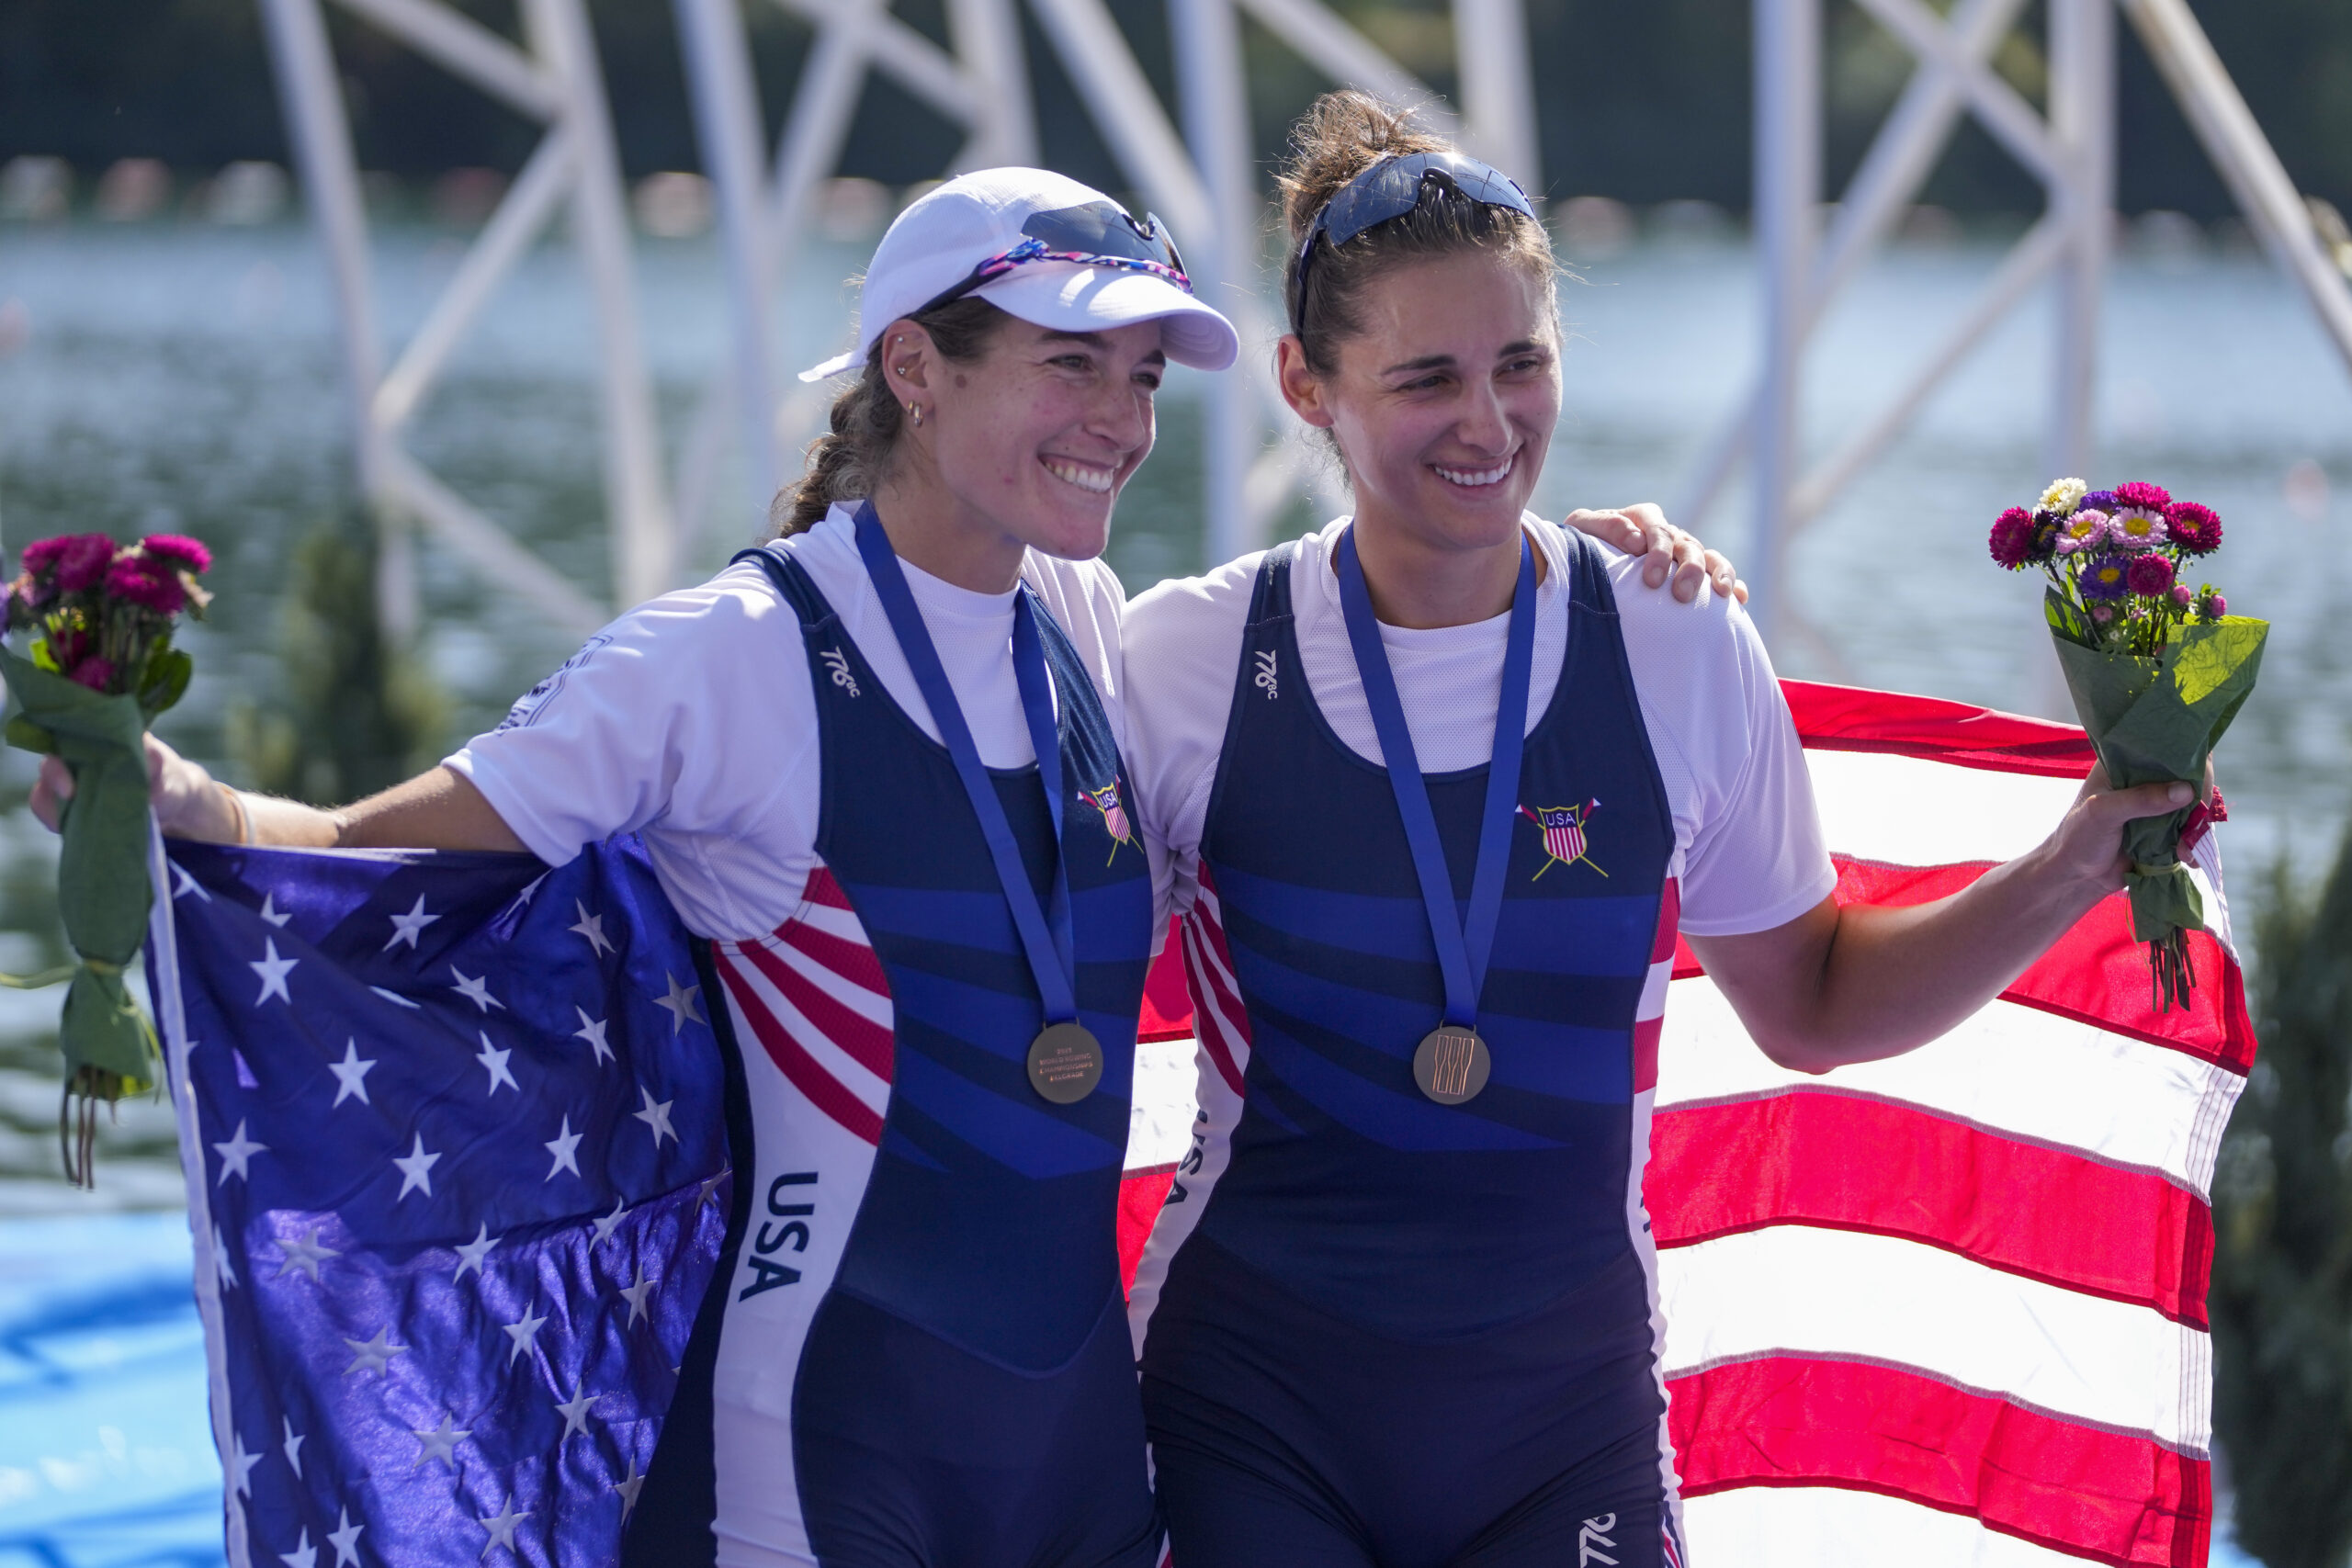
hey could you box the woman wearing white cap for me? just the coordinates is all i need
[53,164,1723,1567]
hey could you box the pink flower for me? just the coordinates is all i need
[1988,507,2037,569]
[2204,592,2228,620]
[105,557,187,615]
[2113,480,2173,512]
[65,655,116,693]
[2166,501,2222,555]
[2126,554,2175,595]
[2054,508,2109,556]
[28,534,119,592]
[2170,583,2194,607]
[2091,604,2115,623]
[2109,506,2169,552]
[138,534,212,573]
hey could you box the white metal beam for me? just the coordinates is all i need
[2120,0,2352,377]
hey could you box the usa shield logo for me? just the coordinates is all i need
[1518,800,1606,880]
[1080,782,1135,863]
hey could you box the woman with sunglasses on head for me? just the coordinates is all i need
[50,169,1220,1568]
[1119,94,2198,1568]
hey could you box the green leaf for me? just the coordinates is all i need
[3,715,55,753]
[29,637,60,674]
[136,645,191,720]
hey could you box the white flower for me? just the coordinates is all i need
[2039,477,2088,514]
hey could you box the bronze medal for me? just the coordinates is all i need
[1413,1025,1490,1105]
[1027,1021,1103,1104]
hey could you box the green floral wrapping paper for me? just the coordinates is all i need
[1,648,159,1089]
[2044,591,2267,1006]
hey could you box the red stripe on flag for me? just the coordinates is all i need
[1782,680,2099,779]
[1670,857,2253,1073]
[1140,920,1194,1043]
[1648,1092,2214,1327]
[738,939,895,1082]
[1669,1354,2211,1568]
[1120,1167,1175,1294]
[712,953,884,1145]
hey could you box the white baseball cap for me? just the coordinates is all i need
[797,167,1239,382]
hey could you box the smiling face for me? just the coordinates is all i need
[893,313,1167,570]
[1281,250,1560,558]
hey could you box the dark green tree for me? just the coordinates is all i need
[225,513,445,806]
[2211,819,2352,1568]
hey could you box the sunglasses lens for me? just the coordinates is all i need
[1021,201,1179,268]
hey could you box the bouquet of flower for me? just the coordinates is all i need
[1990,479,2266,1011]
[2,532,210,1183]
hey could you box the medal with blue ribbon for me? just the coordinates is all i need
[853,504,1102,1104]
[1334,525,1537,1106]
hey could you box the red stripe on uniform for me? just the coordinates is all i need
[1669,857,2253,1074]
[1632,1014,1663,1097]
[801,865,854,910]
[775,908,891,998]
[1182,919,1249,1099]
[1668,1354,2211,1568]
[1648,1092,2214,1327]
[738,938,894,1083]
[713,951,884,1145]
[1650,876,1681,965]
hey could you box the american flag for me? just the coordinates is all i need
[1118,681,2243,1567]
[146,831,731,1568]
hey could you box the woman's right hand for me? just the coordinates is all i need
[31,735,244,841]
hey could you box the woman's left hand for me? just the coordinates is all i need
[1564,503,1747,604]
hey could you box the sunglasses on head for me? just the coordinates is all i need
[1292,152,1535,329]
[917,201,1192,315]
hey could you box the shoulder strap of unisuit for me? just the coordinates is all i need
[730,542,837,635]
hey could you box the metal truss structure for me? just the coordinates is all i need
[1701,0,2352,647]
[673,0,1543,565]
[259,0,672,638]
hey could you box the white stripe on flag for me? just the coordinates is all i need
[1659,1225,2211,1454]
[1657,976,2239,1199]
[1681,1484,2099,1567]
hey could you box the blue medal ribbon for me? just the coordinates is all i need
[852,502,1079,1028]
[1334,525,1536,1033]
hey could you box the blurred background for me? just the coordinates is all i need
[1,0,2350,1562]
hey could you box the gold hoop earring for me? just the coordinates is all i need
[907,401,922,427]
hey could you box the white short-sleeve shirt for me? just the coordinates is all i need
[445,503,1131,942]
[1122,514,1836,938]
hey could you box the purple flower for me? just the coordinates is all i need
[2203,591,2228,620]
[1989,507,2038,569]
[2166,502,2222,555]
[2080,490,2120,513]
[2113,480,2173,512]
[65,655,116,693]
[2055,508,2109,556]
[2080,554,2132,600]
[138,534,212,573]
[2109,506,2169,552]
[105,557,187,615]
[2127,554,2176,595]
